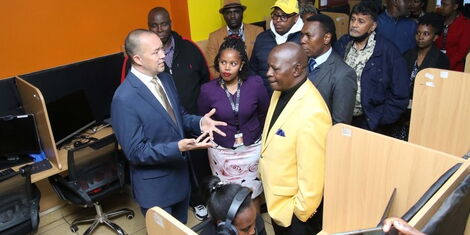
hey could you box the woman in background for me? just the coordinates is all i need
[390,13,449,140]
[197,36,269,211]
[436,0,470,71]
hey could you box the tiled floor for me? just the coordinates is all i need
[37,192,274,234]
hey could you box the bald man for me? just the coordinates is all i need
[111,29,225,222]
[147,7,211,221]
[259,42,332,235]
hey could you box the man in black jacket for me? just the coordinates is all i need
[148,7,210,114]
[249,0,304,94]
[148,7,210,220]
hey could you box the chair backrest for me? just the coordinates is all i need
[421,173,470,235]
[146,207,197,235]
[0,171,32,232]
[67,134,122,195]
[321,11,349,40]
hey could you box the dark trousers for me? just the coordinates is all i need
[188,149,211,207]
[351,115,370,130]
[140,195,190,223]
[271,201,323,235]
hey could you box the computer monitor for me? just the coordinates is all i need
[0,114,41,169]
[46,90,96,146]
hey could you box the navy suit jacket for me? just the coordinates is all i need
[334,34,410,130]
[111,71,201,208]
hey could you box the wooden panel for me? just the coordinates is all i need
[409,68,470,157]
[36,178,65,212]
[321,12,349,39]
[15,77,61,170]
[465,52,470,73]
[146,207,197,235]
[322,124,464,234]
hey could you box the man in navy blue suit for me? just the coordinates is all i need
[111,29,226,223]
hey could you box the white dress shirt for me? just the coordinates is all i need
[313,47,332,69]
[131,67,174,110]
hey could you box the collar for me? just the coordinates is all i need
[131,66,156,84]
[164,35,175,54]
[353,31,376,51]
[270,16,304,44]
[313,47,332,67]
[384,9,400,22]
[226,23,244,34]
[281,77,307,97]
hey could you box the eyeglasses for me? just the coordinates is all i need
[271,12,297,22]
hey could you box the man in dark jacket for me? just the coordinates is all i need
[249,0,304,94]
[300,14,357,124]
[333,1,410,132]
[148,7,210,220]
[148,7,210,115]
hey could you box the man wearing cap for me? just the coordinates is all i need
[249,0,304,94]
[206,0,263,78]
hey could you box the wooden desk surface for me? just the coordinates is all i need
[12,127,114,183]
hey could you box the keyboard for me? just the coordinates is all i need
[31,160,53,174]
[0,168,16,181]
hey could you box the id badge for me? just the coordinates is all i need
[234,132,244,148]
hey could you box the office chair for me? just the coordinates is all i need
[421,173,470,235]
[0,166,40,235]
[48,134,134,235]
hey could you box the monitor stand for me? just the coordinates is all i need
[0,155,34,170]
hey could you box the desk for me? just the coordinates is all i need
[13,127,114,183]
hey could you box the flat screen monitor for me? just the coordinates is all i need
[46,90,95,146]
[0,114,41,156]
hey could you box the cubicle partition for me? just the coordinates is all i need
[409,68,470,157]
[2,53,124,212]
[0,77,24,117]
[15,77,60,171]
[321,124,467,234]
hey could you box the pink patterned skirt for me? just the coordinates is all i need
[207,142,263,198]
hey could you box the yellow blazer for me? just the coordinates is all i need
[206,24,263,78]
[259,80,332,227]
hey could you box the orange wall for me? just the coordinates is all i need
[0,0,190,79]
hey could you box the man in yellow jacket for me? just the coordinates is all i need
[260,42,332,235]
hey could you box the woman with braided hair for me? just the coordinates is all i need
[199,176,266,235]
[197,36,269,212]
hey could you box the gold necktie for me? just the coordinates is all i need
[151,78,177,124]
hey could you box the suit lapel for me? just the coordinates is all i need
[262,82,308,152]
[312,53,334,86]
[128,73,180,134]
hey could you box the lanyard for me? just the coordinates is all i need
[221,78,242,132]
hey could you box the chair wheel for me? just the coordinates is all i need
[127,213,134,220]
[70,225,78,232]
